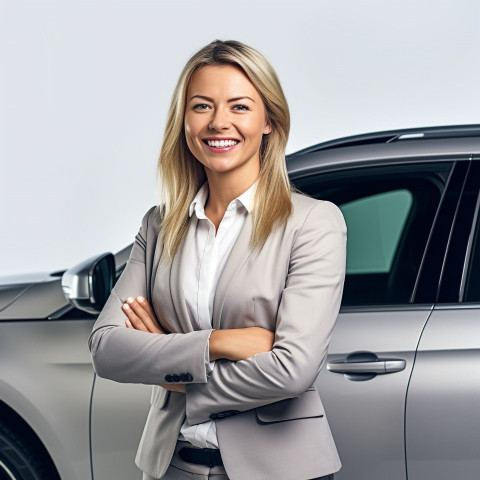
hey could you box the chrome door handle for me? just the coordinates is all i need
[327,359,406,375]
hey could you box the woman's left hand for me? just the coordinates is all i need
[122,296,185,393]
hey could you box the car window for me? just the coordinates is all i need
[341,190,412,275]
[292,162,452,306]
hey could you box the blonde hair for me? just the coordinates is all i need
[158,40,292,260]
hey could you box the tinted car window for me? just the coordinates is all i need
[341,189,412,275]
[293,162,452,306]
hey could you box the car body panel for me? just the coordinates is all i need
[0,275,69,320]
[0,319,95,480]
[287,137,480,177]
[317,308,432,480]
[406,305,480,478]
[90,378,151,479]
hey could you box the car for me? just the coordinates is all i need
[1,124,479,480]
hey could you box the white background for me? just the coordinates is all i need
[1,0,479,276]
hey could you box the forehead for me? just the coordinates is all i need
[187,64,261,99]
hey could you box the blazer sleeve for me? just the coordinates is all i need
[185,201,347,425]
[88,207,212,385]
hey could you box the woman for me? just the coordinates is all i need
[89,40,346,480]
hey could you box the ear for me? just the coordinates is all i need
[263,121,272,135]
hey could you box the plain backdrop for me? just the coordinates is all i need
[1,0,479,276]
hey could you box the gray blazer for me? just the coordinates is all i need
[88,192,346,480]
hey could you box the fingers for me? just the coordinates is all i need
[137,296,158,323]
[122,299,149,332]
[122,296,165,334]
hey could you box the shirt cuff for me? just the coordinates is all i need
[205,331,216,375]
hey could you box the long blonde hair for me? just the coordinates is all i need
[158,40,292,260]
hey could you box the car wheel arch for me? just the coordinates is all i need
[0,400,61,479]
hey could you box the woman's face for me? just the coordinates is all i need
[184,64,271,182]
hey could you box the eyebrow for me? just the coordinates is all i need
[189,95,256,103]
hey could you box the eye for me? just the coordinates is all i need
[232,104,249,111]
[193,103,211,111]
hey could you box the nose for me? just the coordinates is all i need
[209,107,230,131]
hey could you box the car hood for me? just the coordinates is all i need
[0,271,71,320]
[0,245,132,321]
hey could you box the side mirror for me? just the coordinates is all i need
[62,252,116,315]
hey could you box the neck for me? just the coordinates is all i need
[204,168,258,217]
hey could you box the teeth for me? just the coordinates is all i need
[207,139,238,148]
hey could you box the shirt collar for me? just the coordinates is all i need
[189,180,257,218]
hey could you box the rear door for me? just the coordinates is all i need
[406,159,480,479]
[293,159,467,480]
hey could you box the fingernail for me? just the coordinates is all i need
[137,296,144,302]
[123,304,130,310]
[126,319,132,327]
[126,297,134,303]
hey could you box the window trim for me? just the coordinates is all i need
[412,160,469,303]
[339,303,433,314]
[435,158,480,303]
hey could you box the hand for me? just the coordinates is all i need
[210,327,275,362]
[161,384,186,393]
[122,296,166,334]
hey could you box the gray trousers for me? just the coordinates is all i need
[142,441,335,480]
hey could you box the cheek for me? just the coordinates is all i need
[184,119,200,150]
[242,118,269,144]
[184,112,202,137]
[184,117,194,138]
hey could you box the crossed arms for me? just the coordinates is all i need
[88,201,346,424]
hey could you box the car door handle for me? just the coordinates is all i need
[327,359,406,374]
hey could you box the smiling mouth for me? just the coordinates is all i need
[204,139,239,148]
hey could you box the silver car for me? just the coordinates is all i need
[1,125,479,480]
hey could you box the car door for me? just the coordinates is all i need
[292,158,468,480]
[405,158,480,479]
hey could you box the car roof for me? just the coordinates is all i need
[287,124,480,176]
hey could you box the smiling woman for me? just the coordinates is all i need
[88,40,346,480]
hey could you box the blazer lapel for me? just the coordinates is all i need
[212,213,254,330]
[169,216,198,333]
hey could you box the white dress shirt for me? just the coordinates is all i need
[178,181,256,449]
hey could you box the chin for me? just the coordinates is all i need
[204,161,241,174]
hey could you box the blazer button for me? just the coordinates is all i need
[209,413,218,420]
[180,373,187,382]
[186,373,193,382]
[216,410,240,418]
[165,375,173,382]
[173,374,180,382]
